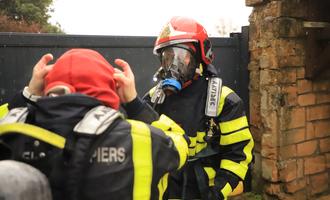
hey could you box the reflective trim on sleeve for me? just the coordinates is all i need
[220,159,248,180]
[219,116,249,134]
[242,139,254,172]
[189,148,196,157]
[219,128,252,145]
[188,136,196,157]
[128,120,152,200]
[197,131,206,143]
[220,135,254,180]
[196,131,207,154]
[164,131,188,169]
[220,183,233,200]
[217,86,234,115]
[151,114,184,133]
[0,103,9,119]
[151,115,188,168]
[204,167,216,186]
[157,173,169,200]
[0,123,65,149]
[189,136,196,147]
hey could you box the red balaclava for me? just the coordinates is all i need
[44,49,120,110]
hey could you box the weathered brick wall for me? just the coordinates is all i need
[246,0,330,199]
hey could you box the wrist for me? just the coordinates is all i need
[23,86,42,102]
[125,92,137,103]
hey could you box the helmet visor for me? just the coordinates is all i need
[160,46,197,82]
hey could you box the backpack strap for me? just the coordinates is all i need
[204,76,222,141]
[205,77,222,118]
[65,105,122,200]
[187,77,222,199]
[0,107,28,124]
[73,105,122,135]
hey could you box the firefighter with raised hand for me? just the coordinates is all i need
[117,16,254,200]
[0,48,189,200]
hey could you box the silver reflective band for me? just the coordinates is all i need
[205,77,222,117]
[0,107,28,124]
[74,105,122,135]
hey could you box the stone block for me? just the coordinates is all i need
[297,93,316,106]
[297,158,304,178]
[262,158,279,181]
[260,70,279,86]
[314,119,330,138]
[279,159,297,182]
[306,122,315,140]
[280,0,308,18]
[296,67,305,79]
[304,155,326,175]
[246,0,265,7]
[265,183,283,197]
[275,17,304,38]
[282,85,298,107]
[309,172,329,195]
[279,144,297,160]
[279,68,297,84]
[280,107,306,130]
[297,80,313,94]
[297,140,317,157]
[317,93,330,104]
[320,137,330,153]
[281,128,306,145]
[326,153,330,169]
[285,178,306,193]
[249,70,260,91]
[313,80,330,92]
[261,134,278,159]
[306,104,330,121]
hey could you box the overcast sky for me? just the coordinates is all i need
[49,0,252,37]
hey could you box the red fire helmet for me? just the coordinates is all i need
[154,16,214,65]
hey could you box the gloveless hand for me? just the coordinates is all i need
[27,54,54,96]
[113,59,137,103]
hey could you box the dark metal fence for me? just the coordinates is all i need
[0,27,249,111]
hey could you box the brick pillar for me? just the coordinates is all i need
[246,0,330,199]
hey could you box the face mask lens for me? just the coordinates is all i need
[160,46,196,82]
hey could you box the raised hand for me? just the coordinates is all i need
[113,59,137,103]
[27,54,54,96]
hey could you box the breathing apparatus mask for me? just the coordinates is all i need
[153,44,198,94]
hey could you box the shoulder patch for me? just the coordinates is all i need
[0,107,28,124]
[74,106,122,135]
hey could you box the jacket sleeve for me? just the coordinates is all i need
[8,88,39,109]
[150,115,189,170]
[122,96,159,124]
[211,86,254,199]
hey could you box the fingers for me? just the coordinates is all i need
[113,72,128,86]
[114,59,133,77]
[35,54,53,69]
[41,64,54,77]
[114,68,122,73]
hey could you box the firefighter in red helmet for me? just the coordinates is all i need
[123,16,254,200]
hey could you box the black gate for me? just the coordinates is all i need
[0,27,249,111]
